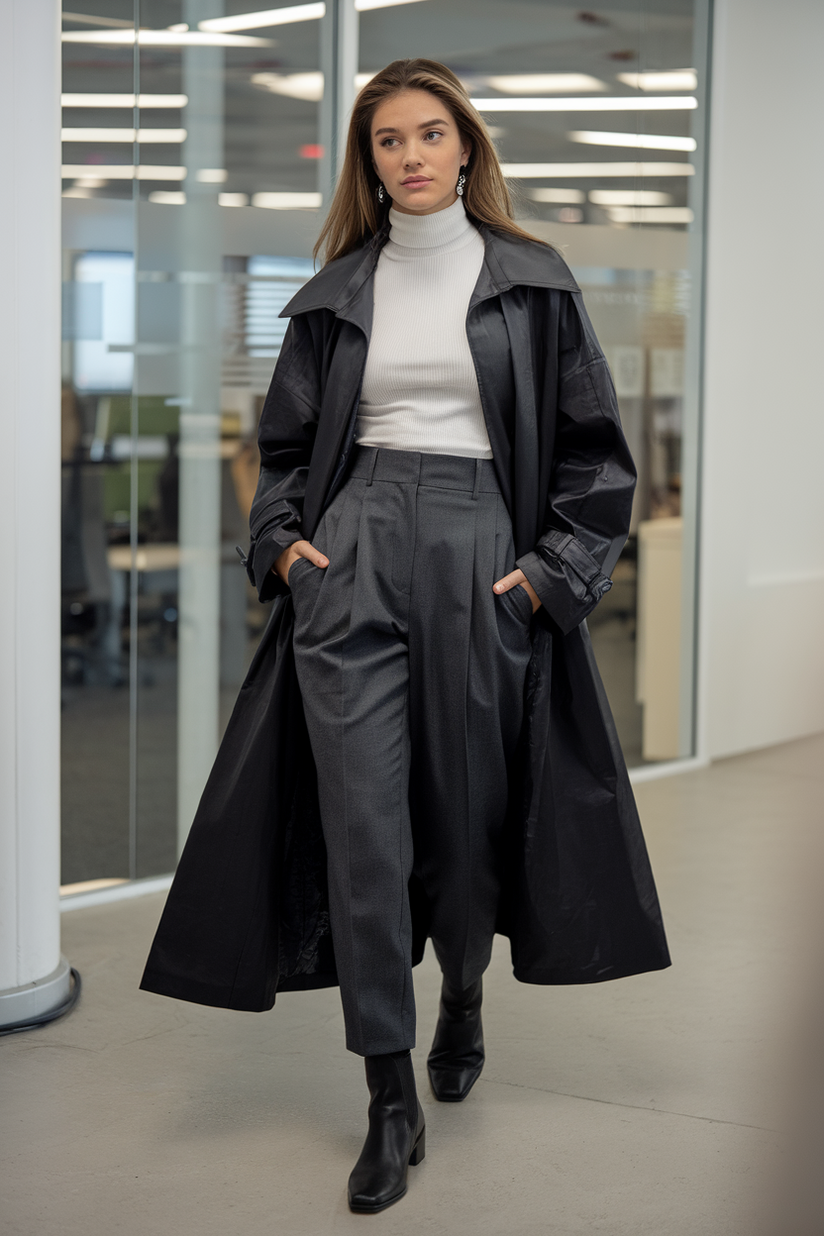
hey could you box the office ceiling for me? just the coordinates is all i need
[61,1,699,224]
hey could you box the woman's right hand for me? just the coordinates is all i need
[273,539,329,586]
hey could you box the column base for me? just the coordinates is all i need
[0,957,73,1030]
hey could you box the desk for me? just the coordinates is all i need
[107,544,181,573]
[636,517,683,761]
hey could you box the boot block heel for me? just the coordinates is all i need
[408,1128,425,1167]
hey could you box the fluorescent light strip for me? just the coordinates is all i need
[62,129,187,143]
[252,191,322,209]
[251,70,378,100]
[570,129,696,152]
[356,0,432,7]
[148,189,255,207]
[473,96,697,112]
[590,189,673,206]
[62,11,134,27]
[200,2,324,30]
[528,188,586,203]
[62,94,188,108]
[501,162,694,178]
[199,0,427,29]
[61,29,273,46]
[487,74,607,94]
[617,70,697,91]
[148,191,187,205]
[62,165,186,180]
[607,205,694,223]
[251,71,324,101]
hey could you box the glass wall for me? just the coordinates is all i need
[60,0,708,889]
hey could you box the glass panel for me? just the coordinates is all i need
[61,0,708,890]
[61,8,137,889]
[61,0,324,884]
[132,1,324,874]
[358,0,706,765]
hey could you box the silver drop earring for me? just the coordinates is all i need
[456,166,466,196]
[377,182,386,203]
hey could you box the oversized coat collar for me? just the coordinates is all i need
[278,214,580,332]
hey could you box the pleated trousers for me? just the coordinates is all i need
[290,446,534,1056]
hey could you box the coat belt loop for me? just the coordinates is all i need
[365,448,378,485]
[472,458,482,501]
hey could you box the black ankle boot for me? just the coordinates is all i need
[427,976,484,1102]
[348,1050,426,1214]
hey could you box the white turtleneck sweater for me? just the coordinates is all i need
[354,196,493,459]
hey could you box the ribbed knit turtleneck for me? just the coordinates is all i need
[355,196,492,460]
[384,193,477,253]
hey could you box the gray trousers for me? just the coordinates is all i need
[290,446,534,1056]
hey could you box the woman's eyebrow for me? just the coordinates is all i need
[374,118,451,136]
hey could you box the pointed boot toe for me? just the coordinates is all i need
[427,977,485,1103]
[348,1052,426,1214]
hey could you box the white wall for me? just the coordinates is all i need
[699,0,824,759]
[0,0,68,1022]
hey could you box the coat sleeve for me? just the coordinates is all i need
[246,315,322,602]
[516,291,636,635]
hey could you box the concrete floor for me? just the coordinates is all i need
[5,734,824,1235]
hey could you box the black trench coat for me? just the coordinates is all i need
[140,217,670,1012]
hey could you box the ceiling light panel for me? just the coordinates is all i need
[569,130,697,152]
[589,189,673,206]
[62,95,188,109]
[355,0,431,8]
[251,192,322,209]
[61,129,187,143]
[251,72,324,101]
[62,10,134,26]
[61,29,273,47]
[472,96,697,112]
[198,0,427,26]
[62,165,187,180]
[486,75,607,94]
[501,162,694,178]
[617,70,698,92]
[528,188,586,203]
[148,191,187,205]
[199,3,325,31]
[606,206,694,223]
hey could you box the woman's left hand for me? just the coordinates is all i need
[493,569,542,613]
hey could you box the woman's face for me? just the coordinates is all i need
[370,89,472,216]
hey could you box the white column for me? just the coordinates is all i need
[319,0,360,207]
[0,0,70,1026]
[697,0,824,759]
[176,2,225,852]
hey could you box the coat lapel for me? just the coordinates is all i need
[279,219,580,325]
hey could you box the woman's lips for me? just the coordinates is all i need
[402,178,431,187]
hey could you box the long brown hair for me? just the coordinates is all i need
[313,58,549,265]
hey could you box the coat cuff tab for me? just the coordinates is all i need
[516,535,613,635]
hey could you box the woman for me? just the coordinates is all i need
[141,58,669,1215]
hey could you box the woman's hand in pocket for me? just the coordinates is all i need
[273,540,329,587]
[493,568,541,613]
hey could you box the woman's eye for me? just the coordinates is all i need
[424,131,442,141]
